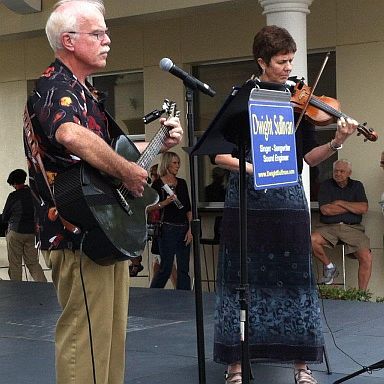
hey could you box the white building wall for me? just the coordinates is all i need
[0,0,382,294]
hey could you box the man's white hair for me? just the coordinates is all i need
[46,0,105,52]
[333,159,352,171]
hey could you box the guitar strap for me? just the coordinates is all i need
[23,102,81,235]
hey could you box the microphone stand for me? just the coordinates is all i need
[145,93,206,383]
[185,86,206,384]
[238,137,251,384]
[333,360,384,383]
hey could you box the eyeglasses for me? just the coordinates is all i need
[67,30,110,41]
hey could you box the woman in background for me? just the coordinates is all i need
[149,152,192,290]
[148,163,177,287]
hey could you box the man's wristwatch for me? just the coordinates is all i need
[329,140,343,151]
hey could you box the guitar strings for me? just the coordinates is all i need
[117,125,169,197]
[117,100,177,197]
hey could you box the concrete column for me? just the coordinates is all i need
[258,0,313,79]
[258,0,314,202]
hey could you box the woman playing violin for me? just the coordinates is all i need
[213,25,358,384]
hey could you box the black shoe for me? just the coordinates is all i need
[129,263,144,277]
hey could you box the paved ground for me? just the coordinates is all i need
[0,282,384,384]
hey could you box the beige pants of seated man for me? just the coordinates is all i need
[6,230,46,281]
[312,223,372,290]
[43,249,129,384]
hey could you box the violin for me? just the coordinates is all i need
[290,79,378,142]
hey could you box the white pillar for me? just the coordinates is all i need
[258,0,314,203]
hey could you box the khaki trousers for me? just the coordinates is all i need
[44,249,129,384]
[6,230,46,281]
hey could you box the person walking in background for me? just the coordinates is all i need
[2,169,46,282]
[149,152,192,290]
[23,1,183,383]
[311,159,372,290]
[212,25,358,384]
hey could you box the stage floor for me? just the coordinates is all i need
[0,281,384,384]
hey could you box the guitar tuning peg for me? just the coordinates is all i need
[363,122,367,126]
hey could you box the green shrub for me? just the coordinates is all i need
[318,285,372,302]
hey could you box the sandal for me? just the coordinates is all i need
[294,367,318,384]
[225,371,242,384]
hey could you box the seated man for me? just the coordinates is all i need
[311,159,372,290]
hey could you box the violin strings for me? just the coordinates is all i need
[310,97,374,139]
[310,96,343,119]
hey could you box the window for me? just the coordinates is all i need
[307,51,337,202]
[192,51,336,207]
[92,71,144,140]
[193,60,256,206]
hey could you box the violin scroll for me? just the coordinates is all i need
[357,122,378,142]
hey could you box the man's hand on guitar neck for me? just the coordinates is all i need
[134,116,183,154]
[159,116,183,152]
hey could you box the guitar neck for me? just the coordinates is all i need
[137,125,169,170]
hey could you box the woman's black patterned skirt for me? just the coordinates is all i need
[213,174,324,365]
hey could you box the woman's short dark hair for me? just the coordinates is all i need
[253,25,297,75]
[7,169,27,185]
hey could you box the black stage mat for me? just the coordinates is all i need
[0,281,384,383]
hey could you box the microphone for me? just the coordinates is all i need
[159,57,216,97]
[162,184,184,209]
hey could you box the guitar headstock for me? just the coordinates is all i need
[162,99,180,119]
[357,122,378,142]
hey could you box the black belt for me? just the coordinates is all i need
[162,222,188,227]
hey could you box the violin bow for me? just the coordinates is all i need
[295,51,331,131]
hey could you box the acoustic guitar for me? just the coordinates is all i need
[53,100,178,265]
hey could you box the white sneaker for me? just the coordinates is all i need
[321,265,339,284]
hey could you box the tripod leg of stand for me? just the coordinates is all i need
[323,345,332,374]
[333,360,384,384]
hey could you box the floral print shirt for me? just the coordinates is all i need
[24,59,111,250]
